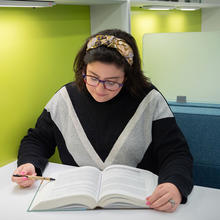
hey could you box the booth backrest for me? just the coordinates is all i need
[169,102,220,189]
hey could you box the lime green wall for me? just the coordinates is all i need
[131,7,201,60]
[0,5,90,167]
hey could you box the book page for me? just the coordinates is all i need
[47,166,101,200]
[29,166,102,210]
[98,165,158,207]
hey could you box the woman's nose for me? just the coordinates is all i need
[96,81,106,91]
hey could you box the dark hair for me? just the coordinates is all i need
[73,29,151,97]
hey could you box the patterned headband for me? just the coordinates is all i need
[86,35,134,66]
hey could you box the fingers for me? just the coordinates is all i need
[152,201,175,213]
[17,178,36,188]
[148,191,170,209]
[146,183,181,212]
[12,163,36,188]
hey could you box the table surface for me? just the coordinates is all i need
[1,161,220,220]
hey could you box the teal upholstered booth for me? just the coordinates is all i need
[169,102,220,189]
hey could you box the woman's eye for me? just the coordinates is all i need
[91,77,98,81]
[106,81,116,86]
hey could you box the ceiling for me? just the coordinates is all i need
[130,0,220,8]
[18,0,220,8]
[36,0,127,5]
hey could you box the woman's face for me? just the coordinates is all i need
[85,61,125,103]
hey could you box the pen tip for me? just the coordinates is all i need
[50,178,56,181]
[13,174,20,177]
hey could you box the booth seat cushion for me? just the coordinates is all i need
[168,102,220,189]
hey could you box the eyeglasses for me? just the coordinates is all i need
[82,74,123,91]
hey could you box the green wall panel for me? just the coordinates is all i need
[0,5,90,166]
[131,7,201,61]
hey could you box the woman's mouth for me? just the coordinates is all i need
[96,93,107,97]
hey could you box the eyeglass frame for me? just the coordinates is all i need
[82,73,124,91]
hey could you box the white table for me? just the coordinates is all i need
[1,161,220,220]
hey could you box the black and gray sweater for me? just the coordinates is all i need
[18,82,193,203]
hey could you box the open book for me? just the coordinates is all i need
[28,165,158,211]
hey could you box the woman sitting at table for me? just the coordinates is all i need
[12,29,193,213]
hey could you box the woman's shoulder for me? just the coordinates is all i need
[140,83,158,98]
[142,83,166,99]
[51,82,79,97]
[44,82,79,109]
[60,81,77,92]
[140,84,173,120]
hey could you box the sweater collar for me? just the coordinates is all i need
[84,86,127,105]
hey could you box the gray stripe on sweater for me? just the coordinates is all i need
[45,87,173,170]
[45,87,104,169]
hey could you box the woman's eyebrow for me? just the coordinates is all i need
[87,70,121,80]
[87,70,99,77]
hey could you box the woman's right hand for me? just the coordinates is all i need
[11,163,37,187]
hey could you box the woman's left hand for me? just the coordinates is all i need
[146,183,181,212]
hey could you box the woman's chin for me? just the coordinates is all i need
[93,95,110,103]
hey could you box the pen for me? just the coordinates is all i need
[13,174,56,181]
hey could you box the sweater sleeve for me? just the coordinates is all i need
[17,109,57,175]
[152,117,194,204]
[137,90,193,204]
